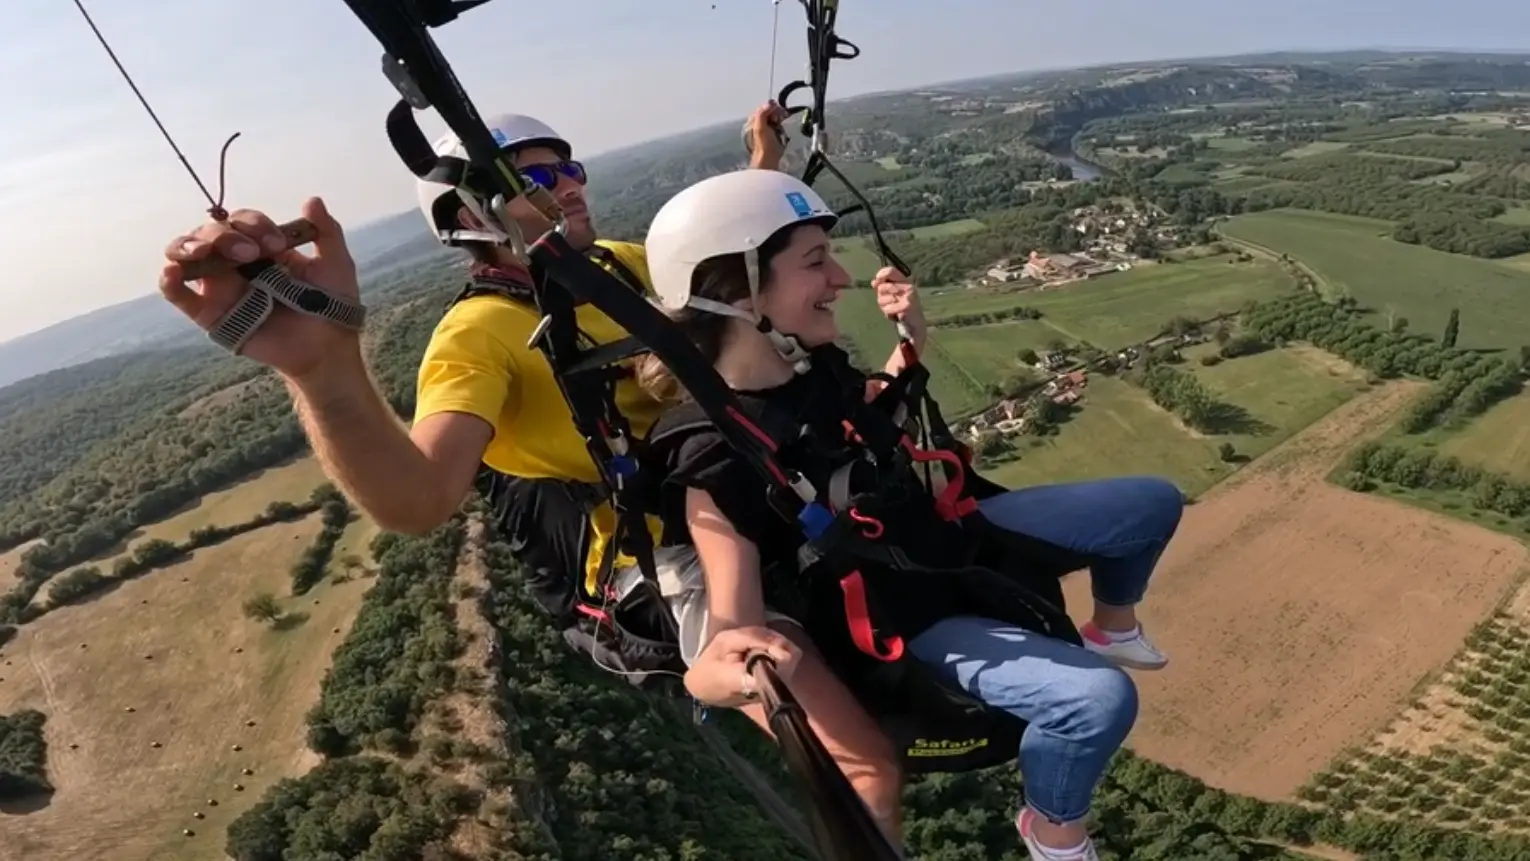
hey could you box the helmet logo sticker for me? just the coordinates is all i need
[785,191,813,218]
[491,128,508,146]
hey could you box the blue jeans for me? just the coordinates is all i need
[975,476,1184,607]
[908,616,1137,823]
[904,477,1181,822]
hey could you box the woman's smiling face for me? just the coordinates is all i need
[753,224,851,347]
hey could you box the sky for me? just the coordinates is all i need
[2,0,1528,343]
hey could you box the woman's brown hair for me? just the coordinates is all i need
[635,224,801,404]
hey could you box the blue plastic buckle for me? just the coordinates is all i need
[608,455,638,480]
[797,502,834,540]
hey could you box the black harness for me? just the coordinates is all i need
[647,347,1085,774]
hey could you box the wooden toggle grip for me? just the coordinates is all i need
[181,218,319,281]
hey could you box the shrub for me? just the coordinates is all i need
[0,710,51,800]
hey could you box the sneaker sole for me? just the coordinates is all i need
[1083,643,1169,671]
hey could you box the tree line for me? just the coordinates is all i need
[289,485,353,595]
[1340,441,1530,521]
[303,520,465,758]
[1367,130,1530,166]
[225,756,468,861]
[1393,213,1530,258]
[0,495,326,625]
[1255,151,1458,184]
[1127,363,1245,434]
[929,305,1043,328]
[1400,361,1524,434]
[1244,291,1524,425]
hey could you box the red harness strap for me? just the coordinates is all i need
[899,436,978,521]
[839,571,905,662]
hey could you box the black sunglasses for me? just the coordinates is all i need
[519,160,587,190]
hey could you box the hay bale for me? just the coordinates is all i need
[206,799,217,806]
[233,783,244,791]
[124,706,136,713]
[245,719,256,727]
[183,829,194,837]
[234,648,244,654]
[69,743,79,750]
[193,812,205,820]
[144,654,153,660]
[150,741,162,748]
[241,767,253,776]
[332,627,341,633]
[231,744,242,752]
[79,643,87,649]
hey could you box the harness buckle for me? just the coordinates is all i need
[787,470,817,504]
[527,313,554,350]
[380,53,431,109]
[607,454,638,480]
[797,502,834,540]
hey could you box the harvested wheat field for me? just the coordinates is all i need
[1064,381,1530,801]
[0,513,370,861]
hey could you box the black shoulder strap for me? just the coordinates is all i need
[648,392,799,452]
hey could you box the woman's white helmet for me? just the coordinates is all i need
[417,113,571,246]
[645,169,838,370]
[646,169,837,311]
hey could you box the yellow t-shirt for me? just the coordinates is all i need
[413,240,666,592]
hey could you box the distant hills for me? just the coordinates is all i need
[0,210,450,392]
[0,118,742,392]
[5,46,1528,391]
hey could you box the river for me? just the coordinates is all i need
[1049,148,1104,182]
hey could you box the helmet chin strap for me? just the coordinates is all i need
[685,248,813,374]
[443,189,529,257]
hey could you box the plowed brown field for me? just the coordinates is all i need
[1064,381,1530,801]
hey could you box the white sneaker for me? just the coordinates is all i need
[1080,621,1168,671]
[1017,807,1101,861]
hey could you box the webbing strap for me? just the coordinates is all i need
[839,571,905,661]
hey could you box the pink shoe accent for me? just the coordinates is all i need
[1079,621,1112,645]
[1018,806,1035,836]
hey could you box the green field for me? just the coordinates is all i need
[1282,141,1351,159]
[831,217,989,284]
[935,320,1060,384]
[1432,390,1530,482]
[1494,206,1530,226]
[980,376,1234,496]
[1214,176,1291,194]
[1206,136,1258,152]
[831,239,885,282]
[1220,209,1530,351]
[975,344,1368,497]
[927,254,1293,349]
[909,218,986,239]
[836,290,989,418]
[1187,343,1370,462]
